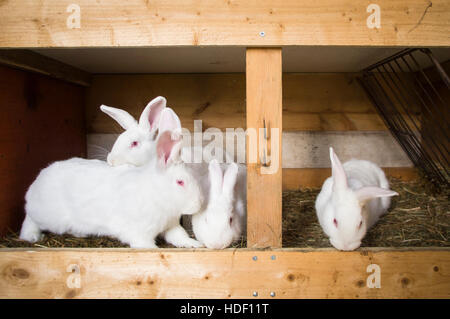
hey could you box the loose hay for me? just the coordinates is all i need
[1,178,448,249]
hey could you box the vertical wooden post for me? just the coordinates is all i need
[246,48,282,248]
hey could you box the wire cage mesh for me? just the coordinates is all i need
[358,48,449,190]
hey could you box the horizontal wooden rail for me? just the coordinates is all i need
[0,1,449,47]
[0,248,448,298]
[0,50,91,87]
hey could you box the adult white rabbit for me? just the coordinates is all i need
[19,131,204,249]
[100,96,167,167]
[315,147,398,251]
[102,97,233,166]
[102,102,247,248]
[192,159,246,249]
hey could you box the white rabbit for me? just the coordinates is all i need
[100,96,167,167]
[102,97,234,167]
[315,147,399,251]
[138,107,247,248]
[192,160,246,249]
[19,131,204,249]
[103,104,247,248]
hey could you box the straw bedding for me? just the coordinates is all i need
[1,178,448,249]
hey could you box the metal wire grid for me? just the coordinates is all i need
[358,48,449,188]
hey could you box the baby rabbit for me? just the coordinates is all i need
[315,147,398,251]
[192,160,246,249]
[100,96,167,167]
[141,107,247,248]
[19,131,204,249]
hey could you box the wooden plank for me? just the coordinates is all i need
[282,131,413,168]
[86,73,389,133]
[0,65,86,236]
[246,48,282,248]
[87,131,413,168]
[0,1,449,47]
[0,50,91,87]
[282,167,419,190]
[0,249,448,298]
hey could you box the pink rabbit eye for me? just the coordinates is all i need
[130,141,138,148]
[176,180,184,186]
[333,218,338,227]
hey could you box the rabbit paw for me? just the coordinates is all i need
[180,238,205,248]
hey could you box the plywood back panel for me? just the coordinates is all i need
[86,73,385,133]
[0,65,86,235]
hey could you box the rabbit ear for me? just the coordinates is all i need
[158,108,182,138]
[355,186,399,205]
[139,96,167,133]
[100,105,136,130]
[208,159,223,199]
[330,147,347,191]
[223,163,238,198]
[156,130,182,167]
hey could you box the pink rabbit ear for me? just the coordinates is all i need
[100,105,137,130]
[156,130,182,167]
[330,147,348,191]
[139,96,167,133]
[208,159,223,199]
[355,187,399,204]
[158,108,182,138]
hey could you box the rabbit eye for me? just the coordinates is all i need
[176,180,184,187]
[358,221,363,229]
[229,217,233,225]
[130,141,139,148]
[333,218,338,227]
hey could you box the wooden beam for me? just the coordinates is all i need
[0,248,448,298]
[282,167,419,190]
[246,48,282,248]
[0,1,449,47]
[0,50,91,87]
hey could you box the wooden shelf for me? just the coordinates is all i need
[0,0,449,47]
[1,248,448,298]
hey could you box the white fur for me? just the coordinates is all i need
[103,98,233,167]
[101,96,166,167]
[20,133,204,249]
[192,160,246,249]
[315,147,398,251]
[103,102,247,248]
